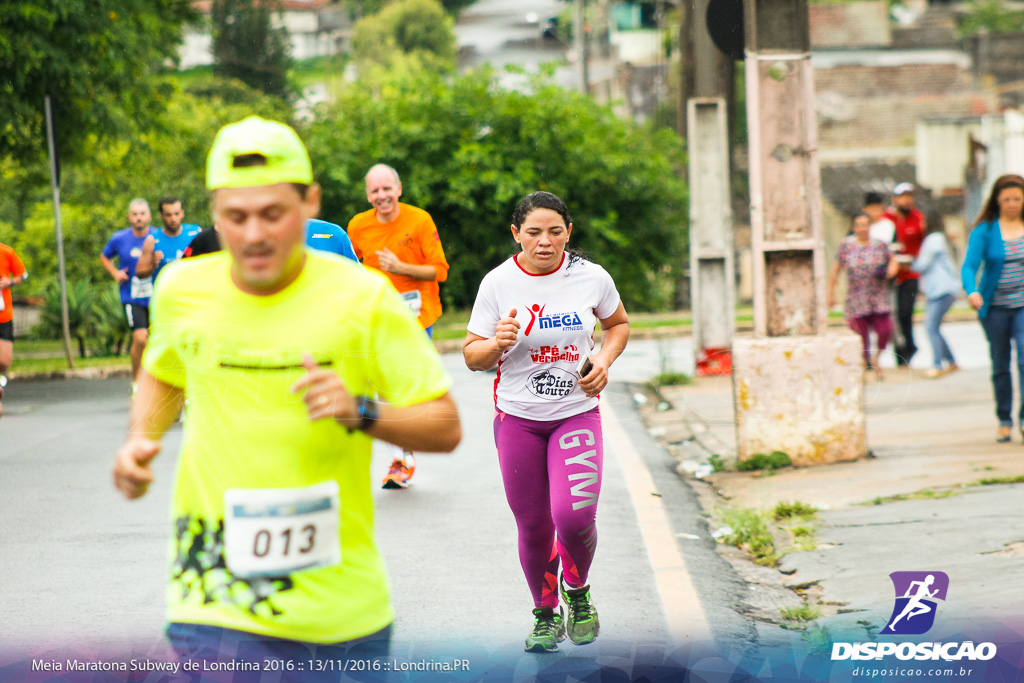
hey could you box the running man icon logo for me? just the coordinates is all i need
[881,571,949,635]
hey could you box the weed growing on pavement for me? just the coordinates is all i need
[719,507,779,566]
[708,454,727,473]
[787,525,817,552]
[801,624,832,653]
[736,451,792,472]
[864,488,959,505]
[975,474,1024,486]
[780,604,821,624]
[772,501,817,520]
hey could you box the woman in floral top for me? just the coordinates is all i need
[828,212,899,379]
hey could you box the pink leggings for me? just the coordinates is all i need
[849,312,893,364]
[493,407,603,609]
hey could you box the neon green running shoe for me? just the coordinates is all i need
[561,580,600,645]
[524,606,566,653]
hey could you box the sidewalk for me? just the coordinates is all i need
[647,359,1024,640]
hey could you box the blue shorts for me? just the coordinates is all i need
[166,622,391,682]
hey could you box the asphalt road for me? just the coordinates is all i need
[0,339,755,677]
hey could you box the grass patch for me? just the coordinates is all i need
[771,502,819,554]
[630,315,689,330]
[14,339,68,354]
[10,355,129,375]
[975,475,1024,486]
[708,454,727,473]
[718,507,779,566]
[651,371,693,387]
[801,624,832,653]
[864,488,959,505]
[780,604,821,623]
[773,500,818,520]
[736,450,792,472]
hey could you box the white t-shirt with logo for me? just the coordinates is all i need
[468,253,621,421]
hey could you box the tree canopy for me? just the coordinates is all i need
[305,68,688,311]
[351,0,458,75]
[211,0,294,100]
[0,0,197,167]
[2,79,291,298]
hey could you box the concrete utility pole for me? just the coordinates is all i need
[687,98,735,374]
[574,0,589,93]
[731,0,866,466]
[678,0,736,144]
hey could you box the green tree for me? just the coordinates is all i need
[2,79,291,299]
[351,0,457,75]
[0,0,197,167]
[350,0,474,21]
[211,0,294,100]
[958,0,1024,38]
[305,68,688,312]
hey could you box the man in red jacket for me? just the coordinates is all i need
[885,182,925,366]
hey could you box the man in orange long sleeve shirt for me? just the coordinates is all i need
[348,164,450,488]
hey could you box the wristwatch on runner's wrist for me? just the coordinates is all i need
[355,395,379,432]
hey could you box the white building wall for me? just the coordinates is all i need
[916,118,980,193]
[609,29,662,63]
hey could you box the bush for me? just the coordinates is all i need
[736,450,792,472]
[34,280,127,358]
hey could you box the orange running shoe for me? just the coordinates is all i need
[381,453,416,489]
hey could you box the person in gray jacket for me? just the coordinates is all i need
[913,212,960,377]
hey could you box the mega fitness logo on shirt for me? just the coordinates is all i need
[523,304,585,336]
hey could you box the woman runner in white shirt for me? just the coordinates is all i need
[463,191,630,653]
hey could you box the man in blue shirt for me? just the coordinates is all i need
[181,218,359,262]
[306,218,360,261]
[100,198,157,388]
[137,197,204,281]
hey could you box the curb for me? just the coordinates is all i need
[8,366,133,383]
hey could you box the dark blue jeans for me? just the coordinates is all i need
[167,622,391,683]
[980,306,1024,427]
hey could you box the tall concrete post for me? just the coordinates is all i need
[687,98,735,374]
[732,0,866,466]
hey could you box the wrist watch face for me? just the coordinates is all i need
[358,396,379,425]
[0,375,7,388]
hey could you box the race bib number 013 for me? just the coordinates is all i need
[224,481,341,579]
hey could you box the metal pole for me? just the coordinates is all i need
[44,95,75,369]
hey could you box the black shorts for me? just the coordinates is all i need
[0,320,13,342]
[123,304,150,331]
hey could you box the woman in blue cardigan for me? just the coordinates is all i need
[962,173,1024,442]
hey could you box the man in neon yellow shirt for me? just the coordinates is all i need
[112,116,461,669]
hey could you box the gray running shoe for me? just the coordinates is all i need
[561,579,600,645]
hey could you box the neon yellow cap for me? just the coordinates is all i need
[206,116,313,190]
